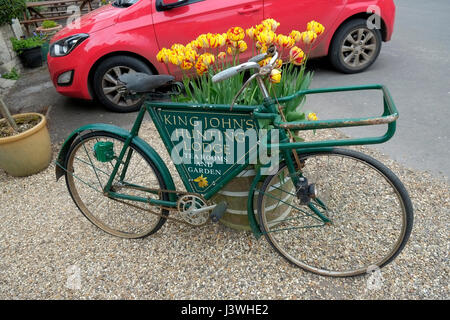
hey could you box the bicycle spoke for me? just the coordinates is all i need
[65,132,167,238]
[258,150,411,276]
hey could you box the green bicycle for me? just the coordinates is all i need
[56,47,413,277]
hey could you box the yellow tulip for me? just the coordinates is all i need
[301,31,318,45]
[256,41,268,53]
[307,113,318,121]
[237,40,247,53]
[307,21,325,36]
[259,57,271,67]
[262,18,280,32]
[246,27,257,41]
[184,49,198,63]
[289,46,305,65]
[257,29,276,45]
[195,60,208,76]
[180,59,193,70]
[275,59,283,69]
[269,69,282,83]
[168,51,182,66]
[275,34,295,49]
[217,33,227,47]
[227,27,245,42]
[171,43,185,52]
[218,51,226,61]
[196,34,209,48]
[199,53,215,66]
[190,39,203,51]
[156,48,169,63]
[207,33,220,48]
[290,30,302,43]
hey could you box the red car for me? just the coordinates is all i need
[47,0,396,112]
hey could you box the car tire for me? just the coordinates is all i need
[93,55,153,112]
[329,18,382,74]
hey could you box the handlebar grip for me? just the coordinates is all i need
[212,66,240,83]
[212,62,261,83]
[248,53,267,63]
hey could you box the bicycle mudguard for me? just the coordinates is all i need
[54,124,177,199]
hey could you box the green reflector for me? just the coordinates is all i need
[93,141,115,162]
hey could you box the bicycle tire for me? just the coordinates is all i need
[257,148,413,277]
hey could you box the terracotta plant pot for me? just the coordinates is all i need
[36,25,62,34]
[0,113,52,177]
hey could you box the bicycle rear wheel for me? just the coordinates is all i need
[257,148,413,277]
[64,131,169,238]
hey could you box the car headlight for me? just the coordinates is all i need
[50,33,89,57]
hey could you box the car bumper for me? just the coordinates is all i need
[47,53,92,100]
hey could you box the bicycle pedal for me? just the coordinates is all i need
[210,201,227,223]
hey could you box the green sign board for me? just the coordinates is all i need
[153,108,259,194]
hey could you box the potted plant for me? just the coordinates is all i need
[36,20,62,36]
[0,98,52,177]
[10,35,46,68]
[155,18,324,230]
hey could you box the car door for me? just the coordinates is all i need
[152,0,263,75]
[263,0,345,56]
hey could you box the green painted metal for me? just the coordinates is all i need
[54,123,177,202]
[57,83,399,238]
[307,202,331,223]
[247,167,263,238]
[108,191,176,207]
[146,102,261,200]
[93,141,115,162]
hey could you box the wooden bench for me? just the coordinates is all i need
[21,0,97,34]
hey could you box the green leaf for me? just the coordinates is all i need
[286,111,306,122]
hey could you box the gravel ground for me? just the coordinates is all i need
[0,120,448,299]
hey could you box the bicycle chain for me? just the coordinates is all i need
[110,188,211,227]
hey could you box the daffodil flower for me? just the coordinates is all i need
[194,175,208,188]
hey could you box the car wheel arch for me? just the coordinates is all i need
[87,51,159,101]
[331,12,388,44]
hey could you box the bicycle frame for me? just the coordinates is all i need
[79,83,397,237]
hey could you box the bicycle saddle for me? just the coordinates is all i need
[118,73,174,93]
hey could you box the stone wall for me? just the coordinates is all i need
[0,22,22,74]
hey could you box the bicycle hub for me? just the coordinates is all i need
[296,177,316,204]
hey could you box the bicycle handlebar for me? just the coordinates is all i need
[248,52,268,63]
[212,62,261,83]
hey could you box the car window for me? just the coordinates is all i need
[113,0,140,8]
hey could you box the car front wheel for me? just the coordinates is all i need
[93,56,153,112]
[329,18,382,74]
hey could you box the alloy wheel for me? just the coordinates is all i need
[102,66,141,108]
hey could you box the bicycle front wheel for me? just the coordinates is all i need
[64,131,169,238]
[257,148,413,277]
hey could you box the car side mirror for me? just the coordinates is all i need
[155,0,189,11]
